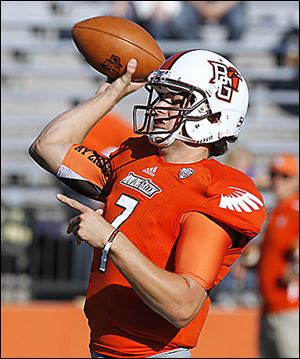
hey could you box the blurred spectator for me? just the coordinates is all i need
[188,1,246,40]
[223,145,270,189]
[258,153,299,358]
[1,203,34,301]
[110,1,246,40]
[1,203,33,274]
[209,256,260,307]
[110,1,196,39]
[236,153,299,358]
[270,3,299,116]
[272,2,299,67]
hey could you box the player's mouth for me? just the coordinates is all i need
[153,118,168,129]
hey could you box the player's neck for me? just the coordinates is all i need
[158,140,209,164]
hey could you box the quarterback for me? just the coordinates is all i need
[29,50,267,358]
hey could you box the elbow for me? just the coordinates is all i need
[29,140,38,159]
[167,289,208,328]
[167,304,201,329]
[29,138,68,174]
[28,139,55,174]
[171,319,190,329]
[29,139,45,163]
[170,311,195,329]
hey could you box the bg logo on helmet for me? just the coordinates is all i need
[208,61,242,103]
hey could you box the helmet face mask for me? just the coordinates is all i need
[133,74,213,147]
[132,50,249,148]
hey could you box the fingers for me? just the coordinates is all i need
[95,82,111,95]
[75,237,82,246]
[66,208,103,234]
[125,81,146,95]
[67,221,82,245]
[67,216,80,234]
[67,220,83,246]
[120,58,137,85]
[96,208,104,216]
[56,193,92,213]
[71,224,80,236]
[96,59,137,94]
[126,58,137,76]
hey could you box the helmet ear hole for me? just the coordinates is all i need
[190,94,197,105]
[207,112,221,124]
[181,123,189,138]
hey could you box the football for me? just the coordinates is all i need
[72,16,165,82]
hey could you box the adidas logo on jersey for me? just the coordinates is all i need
[219,186,264,213]
[142,166,158,177]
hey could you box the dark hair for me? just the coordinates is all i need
[208,136,238,158]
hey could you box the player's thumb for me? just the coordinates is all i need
[105,58,137,98]
[96,208,104,216]
[122,58,137,83]
[127,58,137,74]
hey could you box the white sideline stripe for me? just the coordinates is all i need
[56,165,86,181]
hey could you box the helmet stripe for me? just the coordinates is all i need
[160,50,195,70]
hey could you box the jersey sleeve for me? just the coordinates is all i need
[175,212,234,291]
[190,160,268,240]
[56,144,114,202]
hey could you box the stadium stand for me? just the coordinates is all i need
[1,1,299,301]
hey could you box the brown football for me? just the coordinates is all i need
[72,16,165,82]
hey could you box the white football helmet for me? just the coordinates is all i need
[133,49,249,148]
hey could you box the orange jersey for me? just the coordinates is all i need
[258,193,299,314]
[57,136,266,357]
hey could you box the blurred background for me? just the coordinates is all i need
[1,1,299,358]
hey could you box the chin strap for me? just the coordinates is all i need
[148,122,204,148]
[148,134,175,148]
[172,132,203,145]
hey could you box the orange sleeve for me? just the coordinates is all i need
[175,212,234,290]
[56,144,113,201]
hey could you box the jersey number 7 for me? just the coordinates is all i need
[111,194,139,229]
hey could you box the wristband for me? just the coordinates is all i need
[99,228,120,273]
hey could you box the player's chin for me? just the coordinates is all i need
[153,125,168,131]
[152,122,171,131]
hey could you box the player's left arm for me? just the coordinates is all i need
[57,194,234,328]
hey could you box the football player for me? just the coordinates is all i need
[29,50,267,358]
[258,153,299,358]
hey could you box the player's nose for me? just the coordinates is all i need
[153,99,169,112]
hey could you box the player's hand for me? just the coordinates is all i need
[96,59,146,101]
[56,193,115,248]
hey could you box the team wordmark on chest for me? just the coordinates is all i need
[120,172,161,198]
